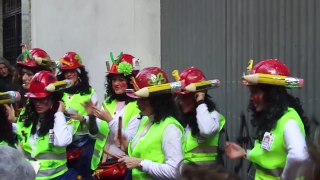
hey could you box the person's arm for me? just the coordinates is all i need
[196,104,220,137]
[53,112,74,147]
[141,124,183,179]
[109,115,141,141]
[281,120,308,180]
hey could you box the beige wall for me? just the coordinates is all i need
[29,0,161,102]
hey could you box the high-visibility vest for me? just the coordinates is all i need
[17,121,74,180]
[128,116,184,180]
[91,99,140,170]
[102,99,140,128]
[249,108,305,180]
[184,114,226,163]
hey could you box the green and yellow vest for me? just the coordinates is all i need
[249,108,305,180]
[128,116,184,180]
[17,121,74,180]
[184,114,226,163]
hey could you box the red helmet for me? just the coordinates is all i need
[108,52,139,77]
[17,48,51,68]
[59,52,83,70]
[135,67,169,89]
[252,59,291,76]
[179,67,207,87]
[25,71,57,98]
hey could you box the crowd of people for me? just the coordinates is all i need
[0,47,319,180]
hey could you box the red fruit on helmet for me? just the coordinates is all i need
[25,71,57,98]
[17,48,51,68]
[252,59,291,76]
[179,67,207,87]
[134,67,169,89]
[60,52,83,70]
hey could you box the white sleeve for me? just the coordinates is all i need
[142,124,183,179]
[12,123,18,134]
[53,112,74,147]
[109,115,140,141]
[196,104,220,137]
[281,120,308,180]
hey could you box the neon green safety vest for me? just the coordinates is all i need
[249,108,306,180]
[128,116,184,180]
[91,99,140,170]
[62,88,96,134]
[184,114,226,163]
[17,121,74,180]
[102,99,141,129]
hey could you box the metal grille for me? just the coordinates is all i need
[3,0,21,65]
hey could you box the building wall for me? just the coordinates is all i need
[161,0,320,178]
[29,0,161,102]
[0,0,3,56]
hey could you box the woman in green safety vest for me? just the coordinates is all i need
[17,71,78,180]
[90,52,141,178]
[225,59,310,180]
[57,51,99,179]
[174,67,226,164]
[118,67,184,180]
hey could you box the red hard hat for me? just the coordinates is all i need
[180,67,207,87]
[17,48,51,68]
[252,59,291,76]
[108,53,139,77]
[135,67,169,89]
[25,71,57,98]
[59,52,83,70]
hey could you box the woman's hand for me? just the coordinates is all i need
[4,104,15,122]
[94,105,113,122]
[118,156,143,170]
[225,142,247,159]
[83,101,97,116]
[57,101,65,113]
[114,134,129,153]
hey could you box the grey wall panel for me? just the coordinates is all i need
[161,0,320,179]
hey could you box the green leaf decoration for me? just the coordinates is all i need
[118,62,133,76]
[148,73,167,86]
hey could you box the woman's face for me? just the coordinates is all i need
[21,68,34,90]
[137,98,154,116]
[31,97,53,115]
[111,75,128,95]
[177,93,196,114]
[63,70,79,85]
[249,86,265,112]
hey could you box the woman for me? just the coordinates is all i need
[175,67,225,164]
[225,59,309,180]
[57,51,99,179]
[90,53,141,178]
[16,47,54,107]
[17,71,77,180]
[118,67,184,180]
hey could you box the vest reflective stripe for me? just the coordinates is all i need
[184,114,226,163]
[24,152,67,160]
[91,120,110,170]
[37,164,68,178]
[255,163,283,177]
[249,108,305,180]
[129,116,184,180]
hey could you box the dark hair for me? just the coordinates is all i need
[19,92,63,137]
[179,93,217,137]
[105,74,135,104]
[249,85,310,141]
[179,162,240,180]
[149,93,180,124]
[0,105,17,147]
[57,66,92,95]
